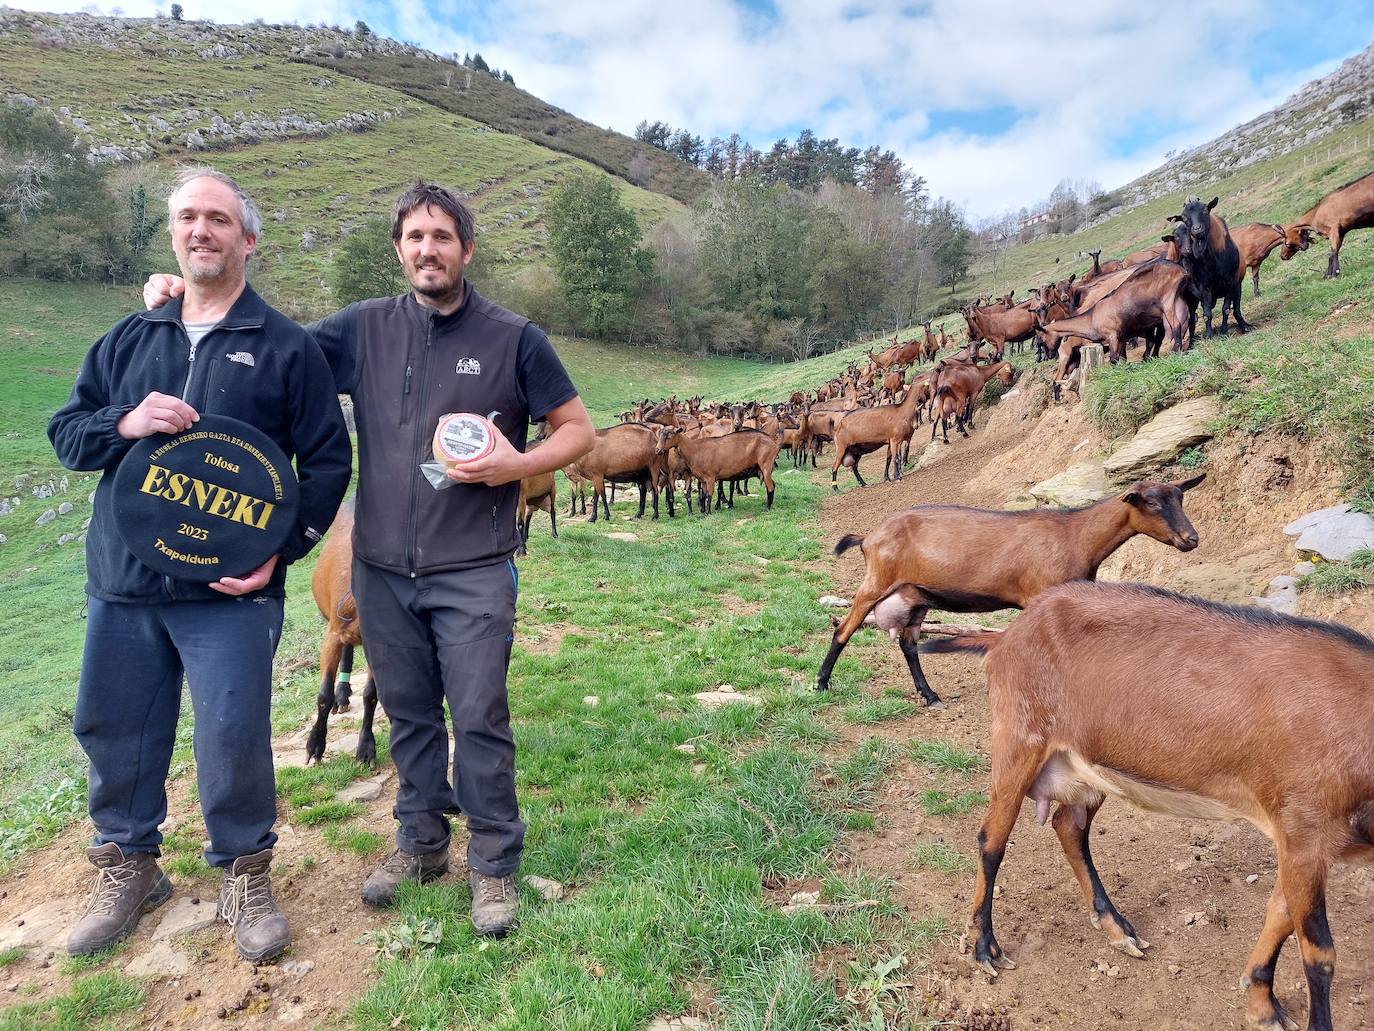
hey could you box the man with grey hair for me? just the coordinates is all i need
[49,167,351,961]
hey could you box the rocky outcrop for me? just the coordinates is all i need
[1102,396,1220,485]
[1284,503,1374,561]
[1030,457,1108,508]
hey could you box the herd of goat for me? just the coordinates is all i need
[310,173,1374,1031]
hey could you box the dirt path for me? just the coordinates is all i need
[0,704,449,1028]
[815,425,1374,1030]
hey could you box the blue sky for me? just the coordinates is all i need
[23,0,1374,216]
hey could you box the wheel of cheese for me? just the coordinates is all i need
[432,412,497,471]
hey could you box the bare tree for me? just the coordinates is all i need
[1,150,56,223]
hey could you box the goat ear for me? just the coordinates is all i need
[1206,197,1218,210]
[1161,234,1173,244]
[1175,472,1206,492]
[1165,214,1182,223]
[1119,488,1142,506]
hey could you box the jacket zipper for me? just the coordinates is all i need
[405,315,435,577]
[401,364,413,426]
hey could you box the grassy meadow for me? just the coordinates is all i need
[0,273,978,1029]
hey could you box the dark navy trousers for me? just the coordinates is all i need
[74,595,283,869]
[351,557,524,876]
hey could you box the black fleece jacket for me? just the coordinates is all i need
[48,284,352,603]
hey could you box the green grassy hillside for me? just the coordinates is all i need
[0,12,685,318]
[300,52,712,206]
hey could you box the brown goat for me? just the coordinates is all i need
[829,378,929,487]
[934,580,1374,1031]
[928,360,1015,445]
[1039,258,1192,370]
[567,422,667,522]
[655,426,779,513]
[1123,240,1174,266]
[516,469,556,555]
[305,505,379,766]
[1231,222,1287,297]
[962,305,1036,360]
[1280,170,1374,278]
[815,475,1204,705]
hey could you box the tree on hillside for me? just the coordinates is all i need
[330,217,405,305]
[170,3,183,19]
[922,199,973,294]
[545,173,651,338]
[0,103,134,281]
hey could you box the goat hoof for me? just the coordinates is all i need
[925,699,946,711]
[1114,937,1147,959]
[355,742,377,768]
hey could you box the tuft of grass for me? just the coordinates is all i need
[832,738,904,789]
[843,812,877,831]
[1298,557,1374,594]
[323,824,388,858]
[0,971,144,1031]
[843,696,918,725]
[920,789,988,817]
[164,854,213,879]
[0,947,23,968]
[294,801,363,827]
[909,740,984,774]
[768,710,837,745]
[0,776,86,875]
[911,842,974,877]
[59,942,126,976]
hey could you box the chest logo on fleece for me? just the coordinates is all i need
[226,351,255,367]
[455,357,481,376]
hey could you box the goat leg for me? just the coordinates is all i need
[1050,800,1148,958]
[354,674,378,768]
[898,624,943,709]
[1242,884,1300,1031]
[1278,847,1338,1031]
[305,636,342,765]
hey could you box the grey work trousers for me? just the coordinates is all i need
[351,556,524,876]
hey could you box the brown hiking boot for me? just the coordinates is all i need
[361,847,449,908]
[217,849,290,963]
[67,842,173,956]
[469,870,519,939]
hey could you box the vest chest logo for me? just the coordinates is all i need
[455,357,481,376]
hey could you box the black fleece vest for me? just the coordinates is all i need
[350,287,528,575]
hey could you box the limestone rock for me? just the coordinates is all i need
[1252,575,1298,616]
[58,501,73,515]
[1284,503,1374,561]
[281,958,315,976]
[1031,458,1107,508]
[524,875,565,901]
[337,772,391,804]
[153,897,217,941]
[1102,396,1221,484]
[817,595,849,608]
[693,686,761,709]
[36,509,56,525]
[914,440,954,470]
[125,940,190,978]
[646,1018,709,1030]
[0,900,78,951]
[1167,552,1275,605]
[605,532,639,542]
